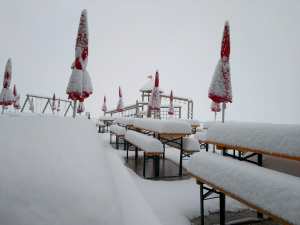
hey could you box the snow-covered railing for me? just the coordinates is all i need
[188,151,300,225]
[132,118,192,134]
[203,122,300,160]
[110,125,126,136]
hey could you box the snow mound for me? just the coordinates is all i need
[0,115,161,225]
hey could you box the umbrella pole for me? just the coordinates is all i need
[1,105,4,114]
[73,100,77,118]
[221,102,225,123]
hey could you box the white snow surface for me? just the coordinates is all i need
[82,70,93,95]
[125,130,163,152]
[168,118,200,127]
[114,117,135,126]
[110,124,126,135]
[133,118,192,134]
[183,136,200,151]
[0,115,162,225]
[188,151,300,224]
[66,68,82,94]
[99,115,117,121]
[194,130,208,142]
[206,122,300,157]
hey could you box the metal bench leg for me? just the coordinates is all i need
[154,156,160,177]
[135,147,138,161]
[219,193,226,225]
[163,144,165,159]
[200,183,205,225]
[205,143,208,152]
[126,141,129,162]
[179,137,183,176]
[123,138,126,150]
[116,136,119,149]
[143,152,146,178]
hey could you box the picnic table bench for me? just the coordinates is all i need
[109,124,126,149]
[188,122,300,225]
[124,130,164,178]
[131,118,192,176]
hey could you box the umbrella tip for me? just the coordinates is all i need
[225,20,229,27]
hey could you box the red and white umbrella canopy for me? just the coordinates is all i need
[116,86,124,112]
[0,58,14,106]
[208,21,232,104]
[52,93,56,111]
[77,101,85,113]
[211,101,221,112]
[168,90,174,115]
[102,96,107,112]
[13,84,20,109]
[148,70,161,111]
[67,9,93,101]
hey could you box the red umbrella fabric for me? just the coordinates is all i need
[102,96,107,112]
[211,101,221,112]
[67,9,93,101]
[13,84,20,110]
[116,86,124,112]
[168,90,174,115]
[0,59,14,106]
[148,70,161,111]
[208,21,232,104]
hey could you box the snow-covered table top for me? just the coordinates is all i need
[114,117,136,126]
[110,125,126,136]
[188,151,300,225]
[204,122,300,160]
[99,116,117,121]
[125,130,163,153]
[132,118,192,134]
[168,119,200,127]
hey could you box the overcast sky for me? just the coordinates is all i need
[0,0,299,123]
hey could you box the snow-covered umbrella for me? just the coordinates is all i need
[77,101,85,114]
[29,98,34,113]
[102,95,107,113]
[208,21,232,122]
[13,84,20,110]
[51,93,56,113]
[66,9,93,118]
[0,58,14,113]
[116,86,124,112]
[168,90,174,116]
[148,70,161,118]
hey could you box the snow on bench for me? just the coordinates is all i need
[194,131,208,142]
[125,130,163,153]
[110,124,126,136]
[99,116,117,122]
[132,118,192,134]
[188,151,300,225]
[125,130,163,178]
[204,122,300,160]
[182,137,200,152]
[114,117,135,126]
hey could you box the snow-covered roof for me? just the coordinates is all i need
[205,122,300,158]
[133,118,192,134]
[139,77,163,93]
[188,151,300,225]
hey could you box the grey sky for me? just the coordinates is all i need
[0,0,299,123]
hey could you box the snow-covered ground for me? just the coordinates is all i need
[0,113,245,225]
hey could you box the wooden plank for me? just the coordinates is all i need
[202,140,300,162]
[189,174,293,225]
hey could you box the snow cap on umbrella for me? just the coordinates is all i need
[117,86,124,112]
[168,90,174,115]
[0,58,14,106]
[211,101,221,112]
[102,95,107,112]
[148,70,161,111]
[208,21,232,103]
